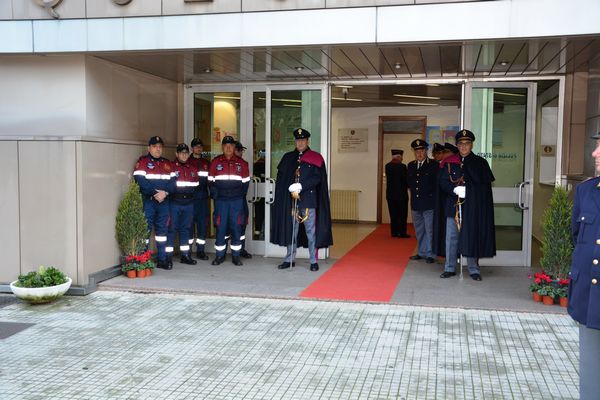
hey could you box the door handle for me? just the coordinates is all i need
[517,181,529,210]
[266,177,276,204]
[248,177,259,203]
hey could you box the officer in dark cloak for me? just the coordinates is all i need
[271,128,333,271]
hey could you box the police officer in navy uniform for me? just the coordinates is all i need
[188,138,210,261]
[568,131,600,399]
[208,136,250,266]
[166,143,198,267]
[432,142,445,162]
[133,136,176,270]
[407,139,438,263]
[385,149,410,238]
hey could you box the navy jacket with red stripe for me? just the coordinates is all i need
[208,154,250,200]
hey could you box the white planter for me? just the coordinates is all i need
[10,277,72,304]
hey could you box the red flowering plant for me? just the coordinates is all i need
[556,278,570,298]
[122,250,155,272]
[528,272,552,293]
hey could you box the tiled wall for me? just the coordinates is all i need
[0,0,487,20]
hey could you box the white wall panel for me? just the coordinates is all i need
[33,19,87,52]
[86,0,161,18]
[19,141,78,283]
[12,0,85,20]
[78,141,146,277]
[163,0,241,15]
[0,21,32,53]
[326,0,411,7]
[0,0,12,19]
[242,0,324,12]
[0,141,20,283]
[0,55,86,137]
[87,19,125,52]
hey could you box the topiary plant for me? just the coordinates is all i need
[540,185,573,280]
[115,180,148,257]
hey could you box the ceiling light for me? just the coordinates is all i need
[335,85,354,89]
[397,101,438,106]
[214,96,241,100]
[332,97,362,102]
[425,83,440,87]
[394,94,441,100]
[294,66,304,71]
[394,62,402,70]
[259,97,302,103]
[495,91,526,97]
[499,60,509,66]
[203,67,212,73]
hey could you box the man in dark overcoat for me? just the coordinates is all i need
[385,149,410,238]
[568,131,600,399]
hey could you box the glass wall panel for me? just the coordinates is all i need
[252,92,266,240]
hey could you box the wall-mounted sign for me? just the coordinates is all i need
[338,128,368,153]
[541,144,556,156]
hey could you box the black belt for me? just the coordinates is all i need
[173,193,194,200]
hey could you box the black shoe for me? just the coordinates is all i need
[196,251,209,261]
[310,263,319,272]
[180,255,197,265]
[277,262,295,269]
[240,249,253,259]
[157,260,172,270]
[167,256,173,267]
[232,256,243,266]
[398,234,411,238]
[440,271,456,278]
[211,257,225,266]
[409,255,423,260]
[470,273,482,281]
[425,257,435,264]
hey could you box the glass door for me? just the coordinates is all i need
[463,82,536,267]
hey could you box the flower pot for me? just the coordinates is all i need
[532,292,542,302]
[137,269,146,278]
[559,297,568,308]
[126,270,136,279]
[9,277,72,304]
[146,268,152,277]
[542,296,554,306]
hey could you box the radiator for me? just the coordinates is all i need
[330,190,360,222]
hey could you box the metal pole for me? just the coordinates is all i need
[458,201,464,281]
[289,197,298,271]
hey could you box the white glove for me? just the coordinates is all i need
[453,186,466,199]
[288,183,302,193]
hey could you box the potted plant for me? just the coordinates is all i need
[528,272,546,302]
[557,278,570,307]
[540,186,573,282]
[538,284,557,306]
[116,181,154,276]
[10,266,72,304]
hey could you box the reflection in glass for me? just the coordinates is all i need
[253,92,266,240]
[494,204,523,251]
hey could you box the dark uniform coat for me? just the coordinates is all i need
[460,152,496,258]
[407,158,438,211]
[433,154,462,257]
[271,148,333,249]
[385,161,408,201]
[569,176,600,329]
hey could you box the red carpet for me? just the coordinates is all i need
[300,224,416,302]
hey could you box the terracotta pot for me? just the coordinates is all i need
[542,296,554,306]
[126,270,136,279]
[136,269,146,278]
[532,292,542,302]
[559,297,568,308]
[146,268,152,277]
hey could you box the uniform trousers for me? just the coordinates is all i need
[213,198,244,258]
[412,209,434,258]
[168,201,193,258]
[142,199,169,262]
[387,197,408,236]
[444,217,480,275]
[192,197,209,253]
[285,208,317,264]
[580,324,600,400]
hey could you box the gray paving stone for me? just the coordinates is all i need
[0,292,579,399]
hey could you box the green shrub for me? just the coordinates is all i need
[15,266,68,288]
[116,181,148,256]
[540,186,573,280]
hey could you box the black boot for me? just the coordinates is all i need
[180,254,197,265]
[277,261,295,269]
[196,250,209,261]
[232,256,243,266]
[310,263,319,272]
[167,256,173,267]
[211,257,225,266]
[157,260,172,270]
[240,249,252,259]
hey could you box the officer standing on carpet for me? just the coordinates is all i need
[568,131,600,400]
[208,136,250,266]
[407,139,438,263]
[166,144,198,267]
[385,149,410,238]
[133,136,176,270]
[271,128,333,271]
[188,138,210,261]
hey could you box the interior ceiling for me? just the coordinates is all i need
[96,37,595,107]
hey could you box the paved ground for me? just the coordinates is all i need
[0,291,578,399]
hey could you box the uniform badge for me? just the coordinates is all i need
[298,128,302,134]
[216,164,224,171]
[147,163,154,169]
[174,171,180,178]
[236,164,242,173]
[191,172,195,178]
